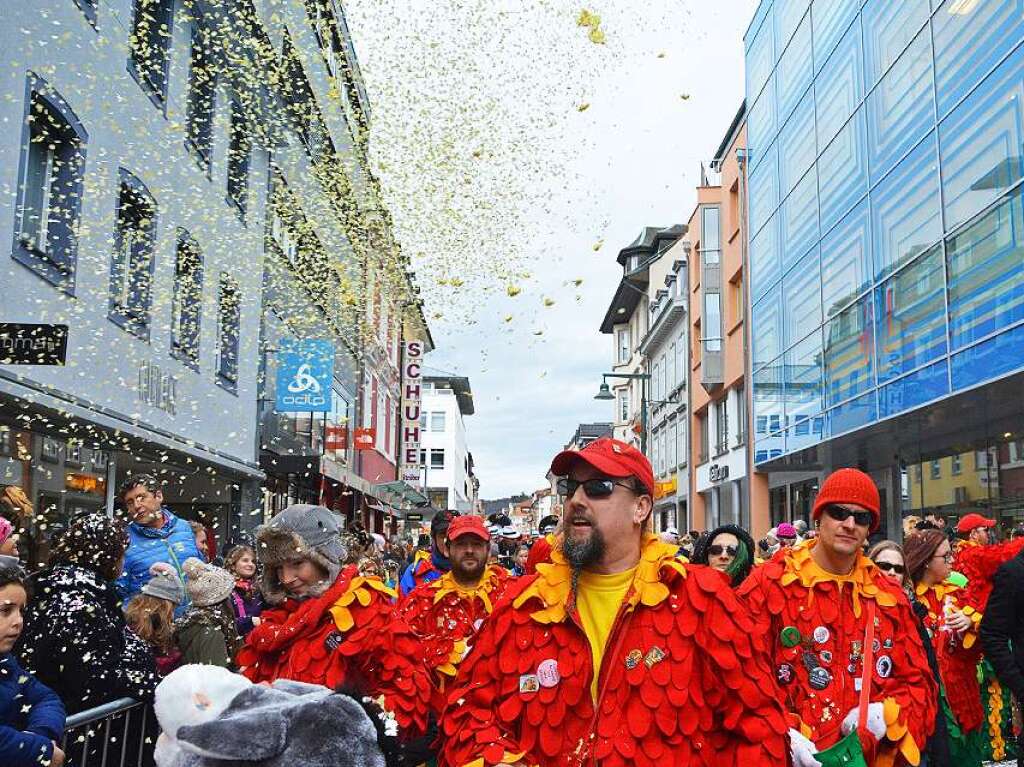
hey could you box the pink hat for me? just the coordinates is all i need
[0,517,13,545]
[776,522,798,539]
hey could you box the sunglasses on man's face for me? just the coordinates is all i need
[875,561,905,575]
[708,544,737,558]
[823,505,874,528]
[556,477,635,499]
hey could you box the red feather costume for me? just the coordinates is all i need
[738,542,937,767]
[952,538,1024,612]
[438,534,789,767]
[237,565,431,734]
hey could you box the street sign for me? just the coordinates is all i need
[275,338,334,412]
[0,323,68,365]
[406,513,423,522]
[354,427,376,450]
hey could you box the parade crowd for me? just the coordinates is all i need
[3,439,1024,767]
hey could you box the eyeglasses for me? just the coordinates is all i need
[823,505,874,528]
[707,544,738,558]
[932,551,953,563]
[556,477,636,499]
[875,561,906,575]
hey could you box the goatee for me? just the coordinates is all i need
[563,527,606,597]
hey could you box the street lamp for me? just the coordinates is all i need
[595,372,651,452]
[594,382,614,400]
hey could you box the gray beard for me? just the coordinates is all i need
[562,527,606,598]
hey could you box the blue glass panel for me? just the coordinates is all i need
[871,133,942,280]
[828,392,878,436]
[814,18,864,150]
[780,169,819,272]
[861,0,930,87]
[749,141,779,237]
[783,247,822,348]
[784,329,824,426]
[951,322,1024,390]
[776,14,813,125]
[874,245,948,384]
[813,0,858,73]
[753,283,784,371]
[878,360,949,418]
[823,292,875,406]
[821,199,873,320]
[933,0,1024,118]
[746,9,776,105]
[747,78,778,171]
[947,186,1024,350]
[785,416,828,454]
[750,213,781,301]
[939,44,1024,232]
[778,93,816,197]
[865,27,934,184]
[775,0,810,55]
[754,361,786,461]
[819,107,869,233]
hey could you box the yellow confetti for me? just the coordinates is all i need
[577,102,590,112]
[506,285,522,297]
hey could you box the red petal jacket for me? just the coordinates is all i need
[953,538,1024,613]
[738,543,937,767]
[236,565,431,734]
[439,535,789,767]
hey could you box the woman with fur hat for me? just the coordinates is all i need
[904,530,985,767]
[691,523,756,586]
[126,562,186,676]
[237,505,432,736]
[174,559,241,669]
[15,512,158,714]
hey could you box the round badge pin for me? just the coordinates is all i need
[776,663,795,685]
[875,655,893,679]
[780,626,802,648]
[819,650,833,666]
[813,626,831,644]
[537,659,560,688]
[809,667,832,690]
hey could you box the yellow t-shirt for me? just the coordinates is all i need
[576,566,637,700]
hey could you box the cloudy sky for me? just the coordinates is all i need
[346,0,759,498]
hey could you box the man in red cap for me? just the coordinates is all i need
[439,437,789,767]
[398,514,510,712]
[738,468,937,767]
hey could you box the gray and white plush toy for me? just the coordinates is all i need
[154,665,390,767]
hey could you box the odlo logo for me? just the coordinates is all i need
[282,363,326,407]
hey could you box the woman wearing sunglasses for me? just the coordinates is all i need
[691,524,755,587]
[868,541,910,591]
[904,530,985,767]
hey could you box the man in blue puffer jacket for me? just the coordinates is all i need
[114,475,203,616]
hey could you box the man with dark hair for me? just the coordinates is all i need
[398,510,457,597]
[114,474,203,614]
[440,438,788,767]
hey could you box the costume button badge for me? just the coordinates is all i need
[876,655,893,679]
[777,663,795,685]
[643,646,666,668]
[819,650,833,666]
[537,659,560,688]
[813,626,830,644]
[809,667,832,690]
[519,674,540,694]
[781,626,802,648]
[625,649,643,669]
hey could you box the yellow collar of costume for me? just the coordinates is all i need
[513,533,687,624]
[329,575,396,632]
[430,565,504,613]
[779,541,897,617]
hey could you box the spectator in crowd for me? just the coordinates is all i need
[115,475,204,614]
[0,565,66,767]
[981,543,1024,767]
[125,563,185,677]
[510,544,529,577]
[868,540,909,590]
[186,520,212,564]
[691,524,755,587]
[775,522,798,548]
[17,512,158,715]
[0,517,20,570]
[0,486,39,570]
[173,558,241,670]
[223,544,263,639]
[399,511,456,597]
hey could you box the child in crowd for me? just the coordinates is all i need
[125,563,185,677]
[0,517,20,569]
[187,521,211,563]
[223,545,263,638]
[174,558,241,669]
[0,565,66,767]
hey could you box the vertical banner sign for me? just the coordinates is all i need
[275,338,334,412]
[400,341,424,486]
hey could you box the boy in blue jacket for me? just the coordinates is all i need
[0,565,65,766]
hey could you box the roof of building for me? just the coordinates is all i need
[600,226,686,334]
[424,375,475,415]
[711,100,747,172]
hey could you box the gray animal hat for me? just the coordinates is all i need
[143,562,186,605]
[255,505,346,604]
[181,558,235,607]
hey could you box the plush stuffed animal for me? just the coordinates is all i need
[154,666,391,767]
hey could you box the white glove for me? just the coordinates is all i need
[841,702,886,741]
[788,728,823,767]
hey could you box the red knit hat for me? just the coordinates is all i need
[812,468,881,532]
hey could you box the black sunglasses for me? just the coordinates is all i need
[708,544,738,557]
[556,477,636,499]
[875,561,906,575]
[823,505,873,528]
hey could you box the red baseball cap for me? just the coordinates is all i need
[956,513,996,534]
[550,437,654,496]
[447,515,490,542]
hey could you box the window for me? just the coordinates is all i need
[667,343,676,389]
[617,389,629,423]
[704,292,723,352]
[129,0,175,107]
[13,73,88,292]
[783,248,821,348]
[930,460,941,480]
[431,412,446,432]
[820,200,872,319]
[952,454,962,476]
[735,386,747,445]
[667,420,677,468]
[814,17,863,150]
[676,418,686,466]
[419,411,427,430]
[430,449,445,469]
[652,360,661,401]
[109,169,157,338]
[170,230,203,367]
[216,274,241,391]
[698,413,709,463]
[701,206,721,264]
[715,399,728,455]
[227,99,251,217]
[617,328,629,363]
[186,23,215,169]
[780,169,818,273]
[818,106,868,234]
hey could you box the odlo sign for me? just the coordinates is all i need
[275,339,335,413]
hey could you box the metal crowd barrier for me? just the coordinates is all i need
[61,698,157,767]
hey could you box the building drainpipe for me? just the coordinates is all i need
[736,146,756,532]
